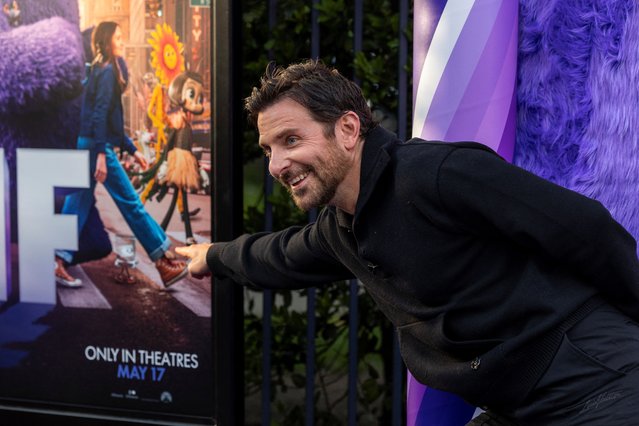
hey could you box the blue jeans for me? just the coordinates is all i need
[57,137,170,263]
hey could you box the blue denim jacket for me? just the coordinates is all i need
[79,62,136,154]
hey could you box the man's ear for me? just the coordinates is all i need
[336,111,361,150]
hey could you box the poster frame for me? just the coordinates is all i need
[0,0,242,424]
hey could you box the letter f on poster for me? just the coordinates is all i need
[17,149,89,304]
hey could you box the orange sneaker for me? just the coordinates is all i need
[155,255,188,287]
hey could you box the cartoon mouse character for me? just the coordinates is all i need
[159,71,205,245]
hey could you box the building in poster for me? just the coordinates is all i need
[0,0,214,423]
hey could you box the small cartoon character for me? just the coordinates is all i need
[3,1,20,27]
[159,71,205,245]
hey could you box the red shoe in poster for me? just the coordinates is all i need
[155,255,188,287]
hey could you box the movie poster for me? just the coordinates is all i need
[0,0,213,423]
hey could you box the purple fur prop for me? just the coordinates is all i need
[515,0,639,244]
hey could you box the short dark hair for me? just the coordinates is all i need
[245,59,376,137]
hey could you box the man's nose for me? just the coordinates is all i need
[268,148,289,180]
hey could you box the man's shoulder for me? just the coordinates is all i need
[388,139,503,189]
[400,138,498,154]
[393,139,501,167]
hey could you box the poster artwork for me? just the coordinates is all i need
[0,0,214,422]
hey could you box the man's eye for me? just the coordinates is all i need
[286,137,298,145]
[263,149,271,158]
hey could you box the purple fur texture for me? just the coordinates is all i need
[515,1,639,241]
[12,0,80,26]
[0,0,83,159]
[0,17,84,115]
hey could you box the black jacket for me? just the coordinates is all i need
[207,126,639,408]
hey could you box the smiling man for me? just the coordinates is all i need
[257,97,357,212]
[177,60,639,425]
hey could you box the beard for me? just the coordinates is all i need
[279,143,351,212]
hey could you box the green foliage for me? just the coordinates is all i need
[241,0,412,164]
[244,182,308,235]
[241,0,412,424]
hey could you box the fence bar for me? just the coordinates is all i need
[347,2,364,424]
[397,0,408,141]
[305,287,317,426]
[261,160,274,426]
[354,0,363,53]
[391,1,409,424]
[213,0,244,424]
[311,0,320,59]
[261,289,273,426]
[261,1,278,424]
[305,2,321,423]
[354,0,364,80]
[305,209,319,426]
[346,280,358,426]
[392,334,403,426]
[306,206,319,424]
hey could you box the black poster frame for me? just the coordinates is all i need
[212,0,244,424]
[0,0,243,424]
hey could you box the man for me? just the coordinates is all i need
[177,60,639,425]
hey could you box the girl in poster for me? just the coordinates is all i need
[55,21,188,288]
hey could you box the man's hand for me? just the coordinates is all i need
[175,243,213,279]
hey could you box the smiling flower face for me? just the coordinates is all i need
[163,43,178,69]
[148,23,184,85]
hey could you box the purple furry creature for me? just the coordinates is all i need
[0,0,83,239]
[0,0,111,263]
[516,1,639,247]
[0,0,84,155]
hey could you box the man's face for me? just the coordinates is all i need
[258,98,350,211]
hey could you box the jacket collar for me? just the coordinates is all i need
[335,125,399,229]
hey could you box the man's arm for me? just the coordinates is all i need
[176,210,353,290]
[436,146,639,318]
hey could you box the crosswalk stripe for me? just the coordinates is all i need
[135,254,211,318]
[166,276,211,318]
[57,265,112,309]
[55,230,211,318]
